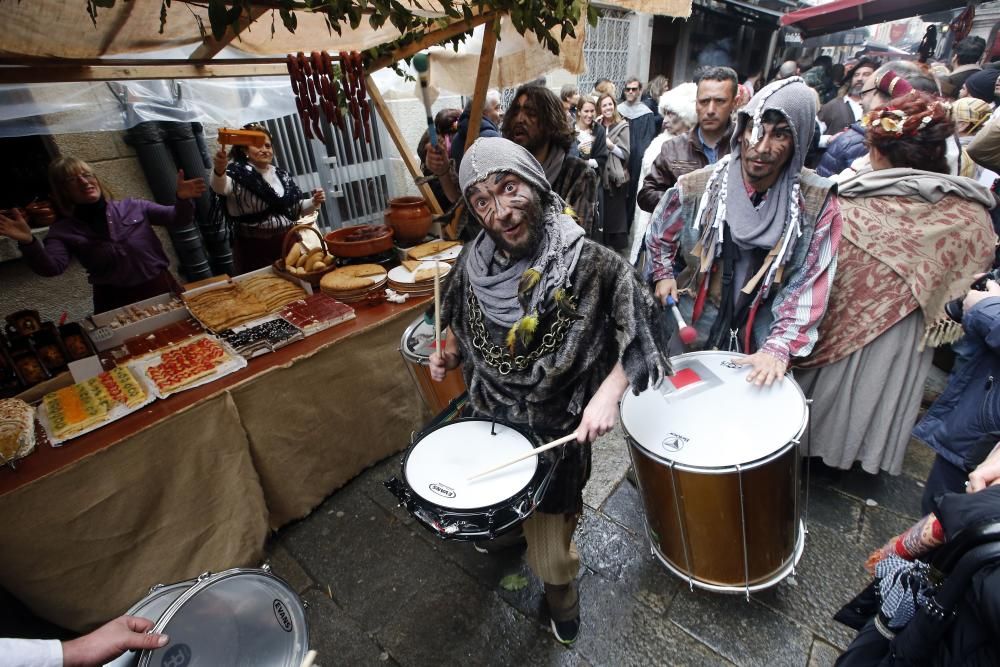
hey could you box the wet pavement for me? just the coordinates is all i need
[265,422,935,667]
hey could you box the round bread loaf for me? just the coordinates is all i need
[320,264,387,291]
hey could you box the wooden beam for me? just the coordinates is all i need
[444,14,500,239]
[365,74,444,218]
[368,11,496,74]
[0,62,289,85]
[189,6,270,60]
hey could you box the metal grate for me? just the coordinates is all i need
[263,110,391,232]
[578,9,633,98]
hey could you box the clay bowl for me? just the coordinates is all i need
[325,224,394,258]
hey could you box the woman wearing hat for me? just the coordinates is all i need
[796,92,997,475]
[210,123,326,273]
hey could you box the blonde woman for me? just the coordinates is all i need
[597,93,630,249]
[0,157,205,312]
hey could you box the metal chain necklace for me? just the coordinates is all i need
[466,287,575,375]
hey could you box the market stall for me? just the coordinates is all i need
[0,0,693,635]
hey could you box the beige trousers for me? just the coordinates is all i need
[522,511,581,620]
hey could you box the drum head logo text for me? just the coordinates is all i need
[429,482,456,499]
[273,599,294,632]
[661,433,689,452]
[161,644,192,667]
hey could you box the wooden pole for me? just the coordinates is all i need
[365,75,444,218]
[444,14,500,239]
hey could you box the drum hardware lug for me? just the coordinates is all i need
[260,562,272,573]
[197,571,212,582]
[148,583,165,594]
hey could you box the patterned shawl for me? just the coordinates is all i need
[800,170,996,368]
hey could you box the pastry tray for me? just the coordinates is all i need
[36,371,157,446]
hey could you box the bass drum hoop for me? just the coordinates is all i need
[399,315,431,364]
[136,568,308,667]
[647,519,807,594]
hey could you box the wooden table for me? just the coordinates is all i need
[0,297,433,632]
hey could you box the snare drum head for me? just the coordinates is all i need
[401,314,438,363]
[405,420,536,510]
[105,582,192,667]
[138,569,308,667]
[621,351,807,468]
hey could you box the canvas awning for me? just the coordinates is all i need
[780,0,968,38]
[0,0,692,88]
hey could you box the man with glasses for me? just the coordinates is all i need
[617,77,661,230]
[637,66,739,214]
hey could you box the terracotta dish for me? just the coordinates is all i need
[325,224,394,258]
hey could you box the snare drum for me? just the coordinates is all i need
[620,351,808,593]
[384,418,555,540]
[400,314,467,413]
[105,567,308,667]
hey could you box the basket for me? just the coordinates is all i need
[273,223,336,286]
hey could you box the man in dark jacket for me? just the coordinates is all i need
[915,280,1000,514]
[947,36,987,98]
[817,58,877,137]
[637,66,738,213]
[450,89,502,166]
[618,77,662,229]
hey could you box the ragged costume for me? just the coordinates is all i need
[645,76,842,363]
[795,167,996,475]
[440,136,669,633]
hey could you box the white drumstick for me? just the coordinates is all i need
[467,433,577,481]
[299,650,317,667]
[433,262,442,352]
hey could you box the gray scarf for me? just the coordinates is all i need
[698,77,817,251]
[459,137,585,328]
[617,100,652,120]
[838,167,995,207]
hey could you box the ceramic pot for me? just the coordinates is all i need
[384,196,432,245]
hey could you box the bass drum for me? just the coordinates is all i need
[620,351,808,593]
[105,567,308,667]
[400,313,466,413]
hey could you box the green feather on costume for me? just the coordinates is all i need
[517,268,542,312]
[554,288,582,320]
[506,312,539,354]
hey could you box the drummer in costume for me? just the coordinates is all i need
[429,137,670,644]
[645,77,843,385]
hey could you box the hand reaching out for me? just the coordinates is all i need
[0,208,32,243]
[175,170,207,200]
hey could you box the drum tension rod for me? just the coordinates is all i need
[491,419,497,436]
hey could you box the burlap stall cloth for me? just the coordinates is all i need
[232,308,432,529]
[0,394,269,632]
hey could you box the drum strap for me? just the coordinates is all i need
[706,229,768,352]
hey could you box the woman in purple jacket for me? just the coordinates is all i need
[0,157,205,313]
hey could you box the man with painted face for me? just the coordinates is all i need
[429,137,669,645]
[645,77,843,386]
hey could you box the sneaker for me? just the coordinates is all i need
[550,616,580,645]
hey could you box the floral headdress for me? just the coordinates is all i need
[863,104,937,137]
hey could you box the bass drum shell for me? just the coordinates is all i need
[628,438,803,590]
[400,314,466,413]
[127,568,308,667]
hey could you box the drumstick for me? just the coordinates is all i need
[433,262,442,352]
[467,433,577,481]
[667,295,697,345]
[299,650,318,667]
